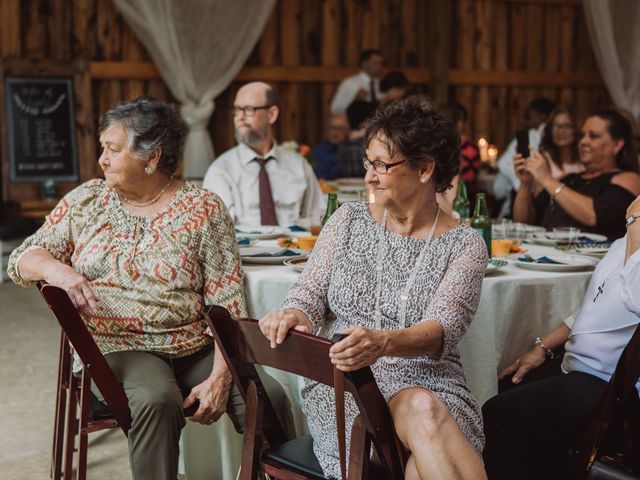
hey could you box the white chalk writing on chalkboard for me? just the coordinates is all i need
[6,77,78,181]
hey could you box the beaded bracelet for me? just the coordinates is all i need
[535,337,556,359]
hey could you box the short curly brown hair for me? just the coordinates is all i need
[363,96,460,193]
[98,96,187,176]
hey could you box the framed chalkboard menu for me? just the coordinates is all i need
[5,77,79,182]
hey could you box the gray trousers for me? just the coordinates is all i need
[103,345,244,480]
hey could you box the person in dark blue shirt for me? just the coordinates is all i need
[312,114,349,179]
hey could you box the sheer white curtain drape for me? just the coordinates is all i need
[113,0,276,179]
[584,0,640,120]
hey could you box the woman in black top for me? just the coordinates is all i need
[512,109,640,240]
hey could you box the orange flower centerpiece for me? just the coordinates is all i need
[282,140,313,166]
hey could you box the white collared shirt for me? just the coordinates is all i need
[493,123,545,199]
[562,235,640,391]
[330,71,382,115]
[202,142,324,226]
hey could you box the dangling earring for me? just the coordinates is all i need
[144,165,154,175]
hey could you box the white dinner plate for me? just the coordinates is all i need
[283,257,308,273]
[526,232,607,246]
[240,247,306,265]
[485,258,508,275]
[492,223,545,234]
[235,225,289,240]
[514,254,599,272]
[573,247,609,259]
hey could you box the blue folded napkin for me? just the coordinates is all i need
[557,237,611,248]
[518,255,566,265]
[556,236,603,246]
[237,238,252,246]
[242,249,299,258]
[287,225,307,232]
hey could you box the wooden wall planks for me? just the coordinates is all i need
[0,0,611,202]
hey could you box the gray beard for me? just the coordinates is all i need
[235,126,268,147]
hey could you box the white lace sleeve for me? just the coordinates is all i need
[281,205,350,332]
[423,231,487,357]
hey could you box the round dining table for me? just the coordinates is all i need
[181,239,597,479]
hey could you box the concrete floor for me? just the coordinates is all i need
[0,282,131,480]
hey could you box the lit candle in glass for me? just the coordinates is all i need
[487,145,499,169]
[478,138,489,163]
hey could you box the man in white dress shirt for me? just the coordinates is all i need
[202,82,323,226]
[493,97,555,216]
[330,49,384,115]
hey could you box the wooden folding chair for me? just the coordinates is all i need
[38,283,132,480]
[40,283,206,479]
[205,305,407,480]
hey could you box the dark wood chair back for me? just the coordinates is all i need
[39,283,132,432]
[577,321,640,478]
[38,283,131,480]
[206,305,406,480]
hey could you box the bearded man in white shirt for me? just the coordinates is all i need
[203,82,323,226]
[330,49,384,116]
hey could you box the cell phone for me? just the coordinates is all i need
[515,130,530,158]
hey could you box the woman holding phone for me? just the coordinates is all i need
[512,109,640,240]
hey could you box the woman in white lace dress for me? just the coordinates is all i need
[260,97,488,479]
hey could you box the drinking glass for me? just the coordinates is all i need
[553,226,580,245]
[309,210,324,236]
[492,219,512,240]
[490,219,513,257]
[508,222,527,246]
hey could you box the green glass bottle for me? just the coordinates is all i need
[452,179,471,221]
[321,193,339,228]
[471,193,492,257]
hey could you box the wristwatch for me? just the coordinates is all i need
[626,215,640,227]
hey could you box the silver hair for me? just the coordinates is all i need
[98,96,187,176]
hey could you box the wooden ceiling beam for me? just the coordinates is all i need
[89,61,603,88]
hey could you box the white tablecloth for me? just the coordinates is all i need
[182,243,594,479]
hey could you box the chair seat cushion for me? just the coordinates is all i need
[262,435,391,480]
[263,436,326,479]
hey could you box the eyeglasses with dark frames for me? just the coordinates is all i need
[362,157,407,174]
[231,105,272,117]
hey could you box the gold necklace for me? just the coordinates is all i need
[119,177,173,207]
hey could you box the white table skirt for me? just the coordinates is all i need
[182,243,593,479]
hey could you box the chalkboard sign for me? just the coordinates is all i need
[5,77,78,182]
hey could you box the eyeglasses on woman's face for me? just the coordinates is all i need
[231,105,272,117]
[362,157,407,174]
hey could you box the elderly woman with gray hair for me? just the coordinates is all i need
[7,96,247,479]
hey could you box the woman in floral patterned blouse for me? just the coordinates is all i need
[8,97,247,480]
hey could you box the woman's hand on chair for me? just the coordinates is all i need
[498,346,546,384]
[46,263,98,317]
[183,374,232,425]
[259,309,310,349]
[329,327,389,371]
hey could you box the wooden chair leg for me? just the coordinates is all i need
[64,373,80,480]
[77,371,92,480]
[52,333,70,479]
[240,381,263,480]
[348,415,372,480]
